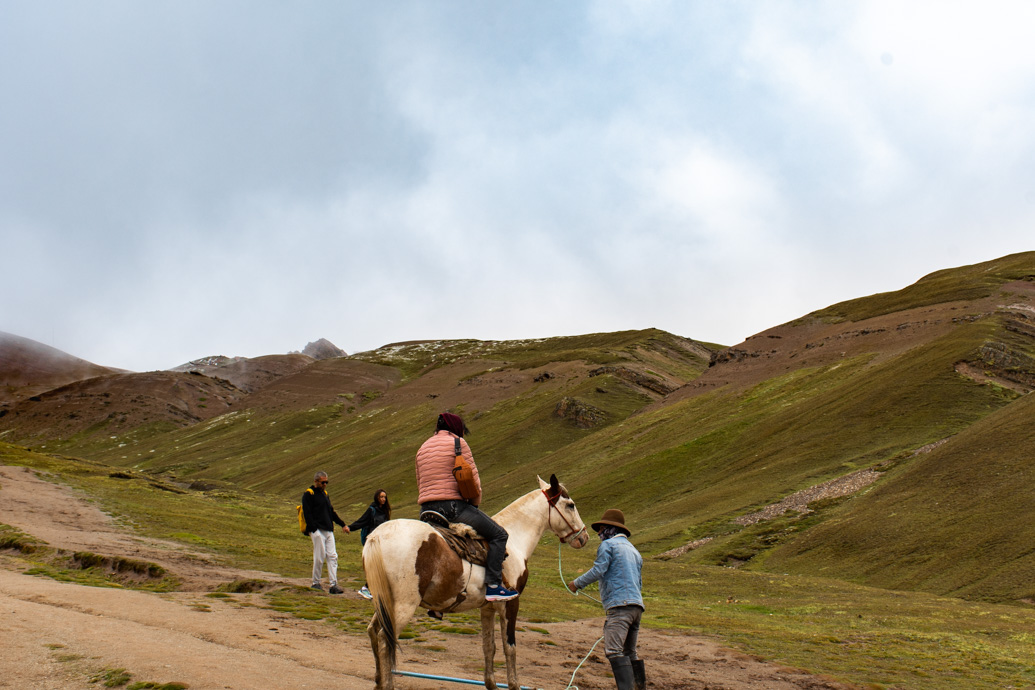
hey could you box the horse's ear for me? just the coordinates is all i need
[549,474,560,493]
[537,475,549,491]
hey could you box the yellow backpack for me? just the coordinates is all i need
[297,488,314,534]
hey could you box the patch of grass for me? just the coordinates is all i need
[216,578,273,593]
[431,625,478,635]
[261,587,373,634]
[0,523,45,553]
[73,551,166,577]
[90,667,132,686]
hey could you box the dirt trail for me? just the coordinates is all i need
[0,466,855,689]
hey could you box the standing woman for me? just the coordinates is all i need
[345,488,391,599]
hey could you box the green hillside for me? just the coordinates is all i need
[765,388,1035,601]
[10,256,1035,605]
[57,328,713,519]
[810,251,1035,323]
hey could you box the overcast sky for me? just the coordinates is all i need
[2,2,1034,372]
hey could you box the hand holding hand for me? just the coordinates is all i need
[343,526,350,534]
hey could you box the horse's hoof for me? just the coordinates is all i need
[427,609,443,620]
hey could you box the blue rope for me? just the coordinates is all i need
[392,669,537,689]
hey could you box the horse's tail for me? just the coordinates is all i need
[364,536,397,670]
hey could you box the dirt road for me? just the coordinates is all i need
[0,465,853,689]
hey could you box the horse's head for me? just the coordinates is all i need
[538,474,589,549]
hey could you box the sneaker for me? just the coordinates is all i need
[329,585,344,594]
[358,586,373,600]
[484,584,519,602]
[310,584,323,591]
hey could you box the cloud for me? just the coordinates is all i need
[2,2,1033,371]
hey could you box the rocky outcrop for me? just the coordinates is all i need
[301,339,347,360]
[588,366,677,395]
[554,397,606,429]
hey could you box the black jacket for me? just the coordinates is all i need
[348,503,390,544]
[301,486,345,535]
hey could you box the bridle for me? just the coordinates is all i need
[543,490,587,544]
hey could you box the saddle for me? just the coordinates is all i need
[420,510,490,567]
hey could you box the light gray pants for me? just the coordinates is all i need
[311,529,338,587]
[604,604,643,659]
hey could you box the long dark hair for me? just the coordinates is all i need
[373,488,391,519]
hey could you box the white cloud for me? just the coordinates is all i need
[2,2,1034,370]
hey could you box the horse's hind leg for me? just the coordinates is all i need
[480,604,498,690]
[367,615,385,689]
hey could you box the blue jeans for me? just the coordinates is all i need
[421,499,509,586]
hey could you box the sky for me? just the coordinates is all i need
[2,1,1034,372]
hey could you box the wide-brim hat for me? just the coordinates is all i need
[591,508,630,536]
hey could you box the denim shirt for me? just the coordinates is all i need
[572,534,644,610]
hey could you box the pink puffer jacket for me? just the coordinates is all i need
[416,430,482,506]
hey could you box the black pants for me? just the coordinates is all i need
[421,499,508,586]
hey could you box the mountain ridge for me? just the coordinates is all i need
[2,252,1034,607]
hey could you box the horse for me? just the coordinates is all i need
[363,474,589,690]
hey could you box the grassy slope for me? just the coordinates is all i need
[69,329,709,519]
[4,441,1035,689]
[765,388,1035,602]
[810,251,1035,323]
[527,320,1013,526]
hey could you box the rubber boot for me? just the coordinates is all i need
[631,658,646,690]
[609,655,635,690]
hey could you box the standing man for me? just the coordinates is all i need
[416,412,518,602]
[567,509,645,690]
[302,471,345,594]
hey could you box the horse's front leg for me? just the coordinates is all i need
[480,604,498,690]
[499,599,520,690]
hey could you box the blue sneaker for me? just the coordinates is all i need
[485,584,519,602]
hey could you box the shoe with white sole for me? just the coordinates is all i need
[484,584,519,602]
[358,586,373,600]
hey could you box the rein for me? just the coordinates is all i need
[543,490,586,544]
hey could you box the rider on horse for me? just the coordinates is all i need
[415,412,519,602]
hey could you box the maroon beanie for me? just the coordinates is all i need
[437,412,467,437]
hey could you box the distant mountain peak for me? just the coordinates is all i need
[300,338,347,360]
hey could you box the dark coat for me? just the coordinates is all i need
[348,502,390,544]
[301,485,345,535]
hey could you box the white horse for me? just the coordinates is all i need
[363,474,589,690]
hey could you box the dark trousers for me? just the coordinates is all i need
[421,499,509,586]
[604,604,643,659]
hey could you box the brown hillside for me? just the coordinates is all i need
[229,358,402,415]
[0,331,119,404]
[172,354,315,393]
[664,278,1035,404]
[0,371,244,443]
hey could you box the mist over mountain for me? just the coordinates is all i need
[0,330,121,404]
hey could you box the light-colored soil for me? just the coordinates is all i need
[0,465,855,689]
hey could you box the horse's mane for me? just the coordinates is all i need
[492,479,568,523]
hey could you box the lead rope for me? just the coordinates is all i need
[557,542,604,690]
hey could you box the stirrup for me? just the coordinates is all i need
[420,510,449,528]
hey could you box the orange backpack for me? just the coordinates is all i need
[451,437,479,502]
